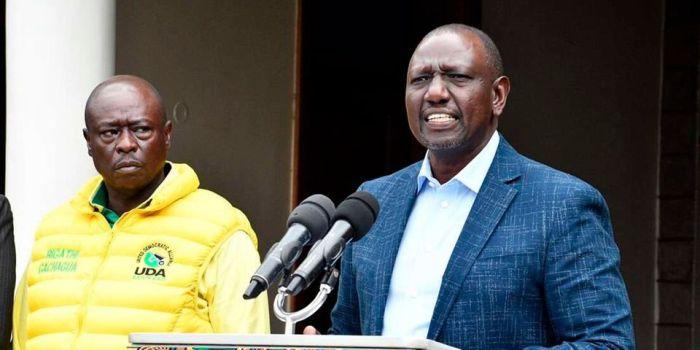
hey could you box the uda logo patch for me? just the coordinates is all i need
[134,242,174,280]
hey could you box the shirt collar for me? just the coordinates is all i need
[90,182,121,227]
[417,132,500,193]
[87,163,174,227]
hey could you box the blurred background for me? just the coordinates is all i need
[4,1,699,348]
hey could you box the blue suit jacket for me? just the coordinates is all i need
[330,137,634,349]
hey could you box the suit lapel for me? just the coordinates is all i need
[369,165,419,335]
[427,137,522,340]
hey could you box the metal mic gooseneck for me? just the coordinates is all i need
[272,267,340,334]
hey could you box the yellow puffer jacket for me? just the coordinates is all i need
[20,163,256,350]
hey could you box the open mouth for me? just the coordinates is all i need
[424,113,459,128]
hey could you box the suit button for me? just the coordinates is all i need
[440,201,449,209]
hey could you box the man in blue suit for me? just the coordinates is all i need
[307,24,635,349]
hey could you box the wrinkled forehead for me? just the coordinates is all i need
[86,82,161,125]
[407,32,485,74]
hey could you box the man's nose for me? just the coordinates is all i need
[425,76,450,104]
[116,129,137,153]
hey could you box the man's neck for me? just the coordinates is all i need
[428,131,495,184]
[105,170,166,216]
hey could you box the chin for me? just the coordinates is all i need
[109,174,149,190]
[112,182,146,193]
[423,137,467,152]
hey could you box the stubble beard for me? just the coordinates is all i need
[418,122,469,152]
[424,137,467,152]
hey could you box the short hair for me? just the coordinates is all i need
[422,24,504,77]
[84,75,167,127]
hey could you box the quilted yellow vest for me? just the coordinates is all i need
[24,163,256,350]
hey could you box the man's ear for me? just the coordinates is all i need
[491,75,511,119]
[163,120,173,149]
[83,128,93,157]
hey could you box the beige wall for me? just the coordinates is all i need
[483,2,662,349]
[116,1,295,333]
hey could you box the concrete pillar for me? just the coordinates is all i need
[6,0,115,282]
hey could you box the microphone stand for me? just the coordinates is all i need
[273,267,340,335]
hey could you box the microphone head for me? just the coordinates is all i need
[243,277,266,300]
[332,191,380,239]
[287,194,336,241]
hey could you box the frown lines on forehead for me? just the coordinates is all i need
[92,115,157,128]
[419,24,504,78]
[85,75,166,128]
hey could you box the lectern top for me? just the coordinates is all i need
[128,333,458,350]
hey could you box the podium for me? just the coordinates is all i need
[128,333,458,350]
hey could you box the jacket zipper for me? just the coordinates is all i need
[73,210,129,349]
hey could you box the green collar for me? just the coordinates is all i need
[90,183,120,227]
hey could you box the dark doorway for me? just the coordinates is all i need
[295,0,481,333]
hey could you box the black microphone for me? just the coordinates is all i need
[284,191,379,296]
[243,194,335,299]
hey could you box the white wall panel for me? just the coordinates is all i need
[6,0,115,283]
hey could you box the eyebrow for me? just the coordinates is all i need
[409,62,466,76]
[92,116,153,128]
[408,64,435,76]
[92,120,121,128]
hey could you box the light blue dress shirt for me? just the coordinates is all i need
[381,132,500,338]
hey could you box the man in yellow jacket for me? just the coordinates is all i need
[13,75,269,350]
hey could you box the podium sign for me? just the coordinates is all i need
[128,333,458,350]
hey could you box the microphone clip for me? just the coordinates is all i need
[272,266,340,335]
